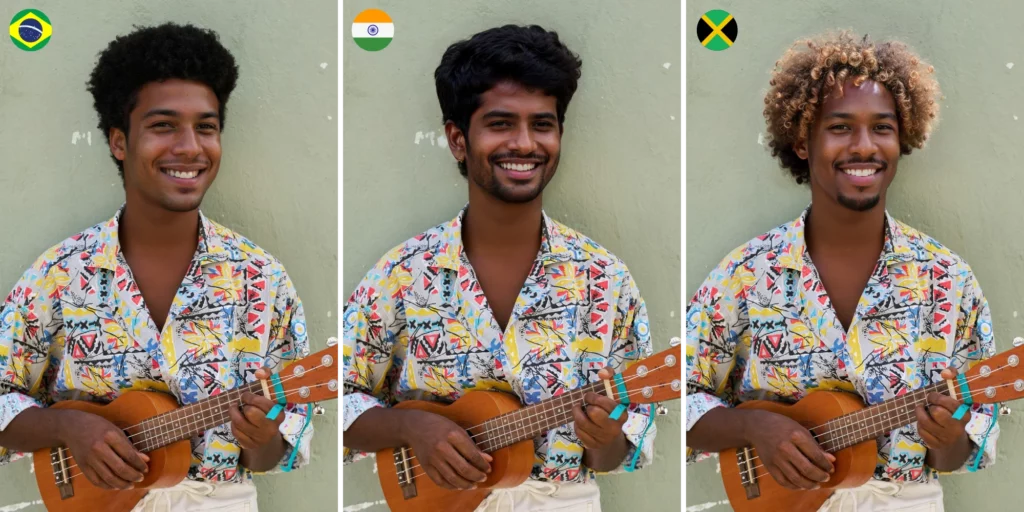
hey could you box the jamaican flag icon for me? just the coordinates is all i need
[9,9,51,51]
[697,10,736,51]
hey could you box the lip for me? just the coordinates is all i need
[836,166,884,187]
[494,161,543,181]
[159,166,207,185]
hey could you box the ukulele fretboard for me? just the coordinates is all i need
[473,381,608,452]
[130,381,266,452]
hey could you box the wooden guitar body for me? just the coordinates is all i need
[720,391,878,512]
[32,391,192,512]
[376,391,535,512]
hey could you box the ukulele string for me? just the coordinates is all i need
[393,380,679,483]
[742,374,1016,482]
[54,382,332,484]
[49,358,334,471]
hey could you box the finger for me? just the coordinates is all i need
[584,392,618,414]
[448,431,491,475]
[927,404,957,429]
[597,367,614,380]
[778,458,819,490]
[229,407,260,449]
[82,466,111,490]
[254,368,270,380]
[439,443,487,483]
[576,427,601,449]
[91,454,133,490]
[768,465,798,490]
[573,404,601,438]
[940,367,958,380]
[425,465,456,490]
[792,434,834,475]
[585,404,612,426]
[927,392,960,415]
[919,426,940,449]
[242,404,273,426]
[242,391,276,413]
[434,458,476,490]
[105,430,149,476]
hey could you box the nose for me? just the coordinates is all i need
[849,125,878,160]
[172,127,202,159]
[507,124,537,154]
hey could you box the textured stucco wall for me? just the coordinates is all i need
[687,1,1024,510]
[342,0,681,510]
[0,1,338,510]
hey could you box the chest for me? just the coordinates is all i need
[125,253,193,331]
[810,253,879,331]
[467,253,535,332]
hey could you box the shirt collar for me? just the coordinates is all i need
[87,204,229,270]
[429,205,577,271]
[775,204,923,271]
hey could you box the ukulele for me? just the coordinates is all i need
[31,339,340,512]
[375,342,683,512]
[719,339,1023,512]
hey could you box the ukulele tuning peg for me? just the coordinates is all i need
[327,337,338,347]
[669,337,681,347]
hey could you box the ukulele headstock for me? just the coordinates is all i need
[961,337,1024,404]
[612,341,682,405]
[271,337,340,404]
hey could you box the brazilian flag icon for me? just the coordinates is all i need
[10,9,52,51]
[697,10,737,51]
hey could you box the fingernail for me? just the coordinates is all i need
[470,485,477,490]
[813,485,820,490]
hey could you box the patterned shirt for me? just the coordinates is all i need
[685,207,998,483]
[0,206,314,483]
[342,207,656,482]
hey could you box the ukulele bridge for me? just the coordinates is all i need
[50,446,75,500]
[393,446,418,500]
[736,446,760,500]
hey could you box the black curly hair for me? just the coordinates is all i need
[434,24,583,177]
[86,22,239,178]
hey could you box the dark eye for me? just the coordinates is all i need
[828,124,849,131]
[199,123,218,130]
[875,124,894,132]
[534,121,554,129]
[489,120,510,127]
[151,121,172,128]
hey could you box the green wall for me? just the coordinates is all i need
[342,0,681,510]
[0,1,338,510]
[687,0,1024,510]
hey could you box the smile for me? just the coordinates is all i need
[160,167,206,179]
[497,162,540,172]
[841,168,879,177]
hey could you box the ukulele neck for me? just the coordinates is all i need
[131,381,263,452]
[474,381,606,452]
[814,382,949,452]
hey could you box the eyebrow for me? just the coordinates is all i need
[481,110,557,121]
[824,112,898,121]
[141,109,219,120]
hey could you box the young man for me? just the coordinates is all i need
[0,23,313,510]
[343,25,656,511]
[686,32,998,511]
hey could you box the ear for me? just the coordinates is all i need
[444,121,466,163]
[793,138,809,160]
[109,128,127,162]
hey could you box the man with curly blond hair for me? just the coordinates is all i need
[685,31,998,510]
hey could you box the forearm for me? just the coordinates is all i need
[582,432,629,472]
[343,406,419,452]
[925,434,973,472]
[687,406,759,453]
[0,407,74,452]
[240,433,288,472]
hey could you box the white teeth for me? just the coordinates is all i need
[499,162,538,172]
[164,169,200,179]
[842,168,877,177]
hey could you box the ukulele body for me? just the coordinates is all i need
[375,390,536,512]
[32,391,192,512]
[719,391,878,512]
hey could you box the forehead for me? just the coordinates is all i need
[820,79,897,116]
[475,80,557,115]
[132,79,219,115]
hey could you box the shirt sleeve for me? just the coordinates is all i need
[937,267,998,475]
[0,263,60,466]
[255,269,314,474]
[594,269,657,475]
[342,260,405,465]
[685,260,747,465]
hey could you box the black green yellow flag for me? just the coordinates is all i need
[697,10,737,51]
[9,9,51,51]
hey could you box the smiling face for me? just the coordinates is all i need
[795,79,901,212]
[110,79,222,212]
[446,80,561,204]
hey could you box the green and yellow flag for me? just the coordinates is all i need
[697,10,737,51]
[9,9,51,51]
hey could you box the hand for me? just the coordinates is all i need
[745,410,835,491]
[917,368,971,452]
[401,410,493,491]
[59,410,150,490]
[572,368,628,451]
[229,368,286,451]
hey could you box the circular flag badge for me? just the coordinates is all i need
[697,10,737,51]
[9,9,52,51]
[352,9,393,51]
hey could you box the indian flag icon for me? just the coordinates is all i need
[352,9,393,51]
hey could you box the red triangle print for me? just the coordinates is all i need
[254,325,266,335]
[248,312,260,323]
[72,344,86,359]
[415,343,428,359]
[939,324,952,335]
[246,265,260,279]
[475,295,485,305]
[596,324,608,335]
[766,276,775,289]
[132,294,142,305]
[766,333,782,350]
[80,276,89,289]
[423,332,440,350]
[116,267,126,278]
[423,276,431,288]
[591,312,602,324]
[81,333,97,350]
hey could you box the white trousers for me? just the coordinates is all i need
[131,480,259,512]
[819,479,944,512]
[474,479,601,512]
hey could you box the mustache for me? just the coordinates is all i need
[488,152,548,164]
[834,157,887,171]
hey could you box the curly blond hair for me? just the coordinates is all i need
[763,31,940,184]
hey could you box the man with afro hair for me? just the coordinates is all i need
[0,22,314,510]
[685,31,998,510]
[342,25,657,511]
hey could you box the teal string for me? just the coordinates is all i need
[953,373,973,421]
[968,403,998,473]
[613,373,629,404]
[281,403,313,473]
[270,374,287,404]
[624,404,654,473]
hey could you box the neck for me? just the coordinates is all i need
[463,183,544,256]
[119,197,201,256]
[805,194,886,255]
